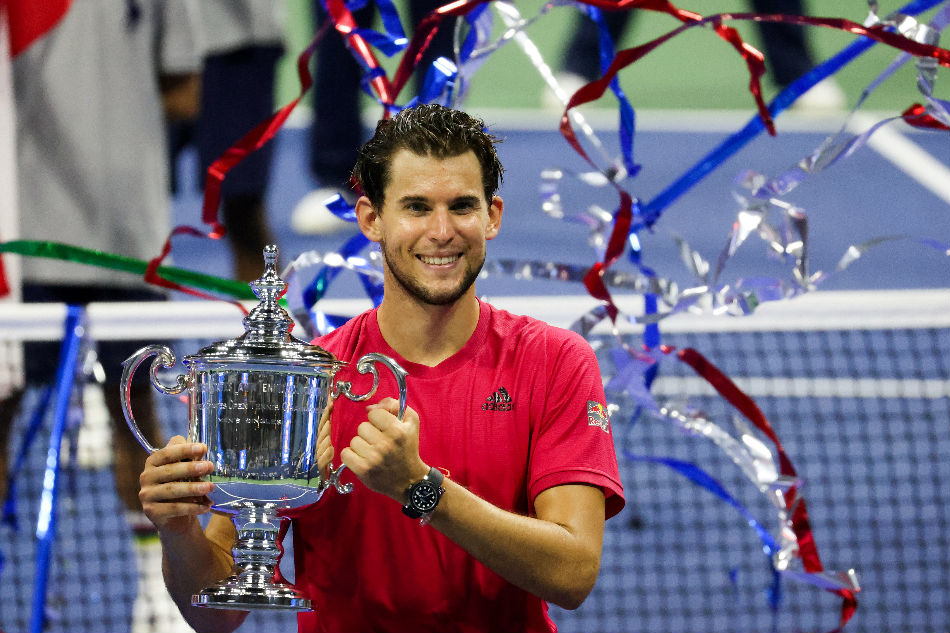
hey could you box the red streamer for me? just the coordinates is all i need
[144,23,330,301]
[6,0,73,57]
[0,250,9,297]
[564,5,950,323]
[672,345,858,629]
[902,103,950,130]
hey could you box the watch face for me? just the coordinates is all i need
[410,482,439,513]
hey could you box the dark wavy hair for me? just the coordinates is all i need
[351,104,505,209]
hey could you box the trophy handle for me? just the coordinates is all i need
[120,344,187,454]
[327,352,409,495]
[334,352,409,420]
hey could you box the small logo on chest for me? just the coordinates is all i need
[482,387,513,411]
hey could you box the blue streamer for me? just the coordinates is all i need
[626,230,661,350]
[312,312,354,336]
[640,0,945,227]
[415,57,459,106]
[325,193,357,222]
[624,450,782,610]
[319,0,408,57]
[301,231,380,315]
[1,384,54,533]
[459,3,489,62]
[584,5,640,178]
[30,305,85,633]
[350,26,408,57]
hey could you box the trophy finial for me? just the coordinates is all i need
[244,244,293,343]
[262,244,278,271]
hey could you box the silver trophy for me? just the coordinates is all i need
[120,245,407,611]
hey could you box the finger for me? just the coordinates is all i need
[357,419,387,443]
[142,457,214,487]
[317,442,334,473]
[366,397,400,415]
[316,430,332,455]
[319,399,334,431]
[147,439,207,468]
[145,501,212,518]
[143,480,214,503]
[369,399,417,429]
[347,435,376,462]
[340,446,369,475]
[364,405,397,433]
[316,431,334,470]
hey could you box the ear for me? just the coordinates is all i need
[485,195,503,241]
[355,196,382,243]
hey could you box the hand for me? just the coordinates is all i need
[316,399,335,478]
[138,435,214,535]
[339,397,428,502]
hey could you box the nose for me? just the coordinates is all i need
[426,207,455,243]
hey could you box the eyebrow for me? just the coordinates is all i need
[396,194,482,207]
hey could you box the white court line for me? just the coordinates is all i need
[1,290,947,340]
[848,112,950,204]
[647,375,950,400]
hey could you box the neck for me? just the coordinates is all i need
[376,292,480,367]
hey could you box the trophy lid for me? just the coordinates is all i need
[186,245,342,367]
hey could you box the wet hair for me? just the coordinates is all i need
[351,104,504,209]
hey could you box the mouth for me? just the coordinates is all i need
[418,254,461,266]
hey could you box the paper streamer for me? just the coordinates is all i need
[588,2,949,320]
[0,240,256,301]
[29,306,84,633]
[1,386,54,535]
[608,341,860,627]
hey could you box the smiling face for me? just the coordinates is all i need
[356,148,503,307]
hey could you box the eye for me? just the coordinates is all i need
[404,201,430,214]
[450,200,479,214]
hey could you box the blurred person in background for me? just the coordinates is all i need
[1,1,202,631]
[168,0,285,283]
[545,1,846,111]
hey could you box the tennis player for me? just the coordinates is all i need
[139,104,625,633]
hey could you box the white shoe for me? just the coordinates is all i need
[290,187,355,235]
[131,536,196,633]
[792,78,847,112]
[59,383,113,469]
[77,383,113,468]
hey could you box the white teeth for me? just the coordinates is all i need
[420,255,458,265]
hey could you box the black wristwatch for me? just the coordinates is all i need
[402,466,444,521]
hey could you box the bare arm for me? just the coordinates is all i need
[139,437,247,633]
[431,481,604,609]
[340,399,606,609]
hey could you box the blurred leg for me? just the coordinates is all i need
[311,2,373,187]
[562,8,632,81]
[0,389,25,503]
[748,0,813,86]
[198,46,281,281]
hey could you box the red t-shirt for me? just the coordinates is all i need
[291,300,624,633]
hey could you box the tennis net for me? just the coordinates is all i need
[0,289,947,633]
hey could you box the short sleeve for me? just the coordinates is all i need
[527,330,625,519]
[157,0,204,74]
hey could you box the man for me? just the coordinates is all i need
[139,104,625,633]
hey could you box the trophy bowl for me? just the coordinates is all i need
[120,245,407,611]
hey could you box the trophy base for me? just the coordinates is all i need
[192,579,312,611]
